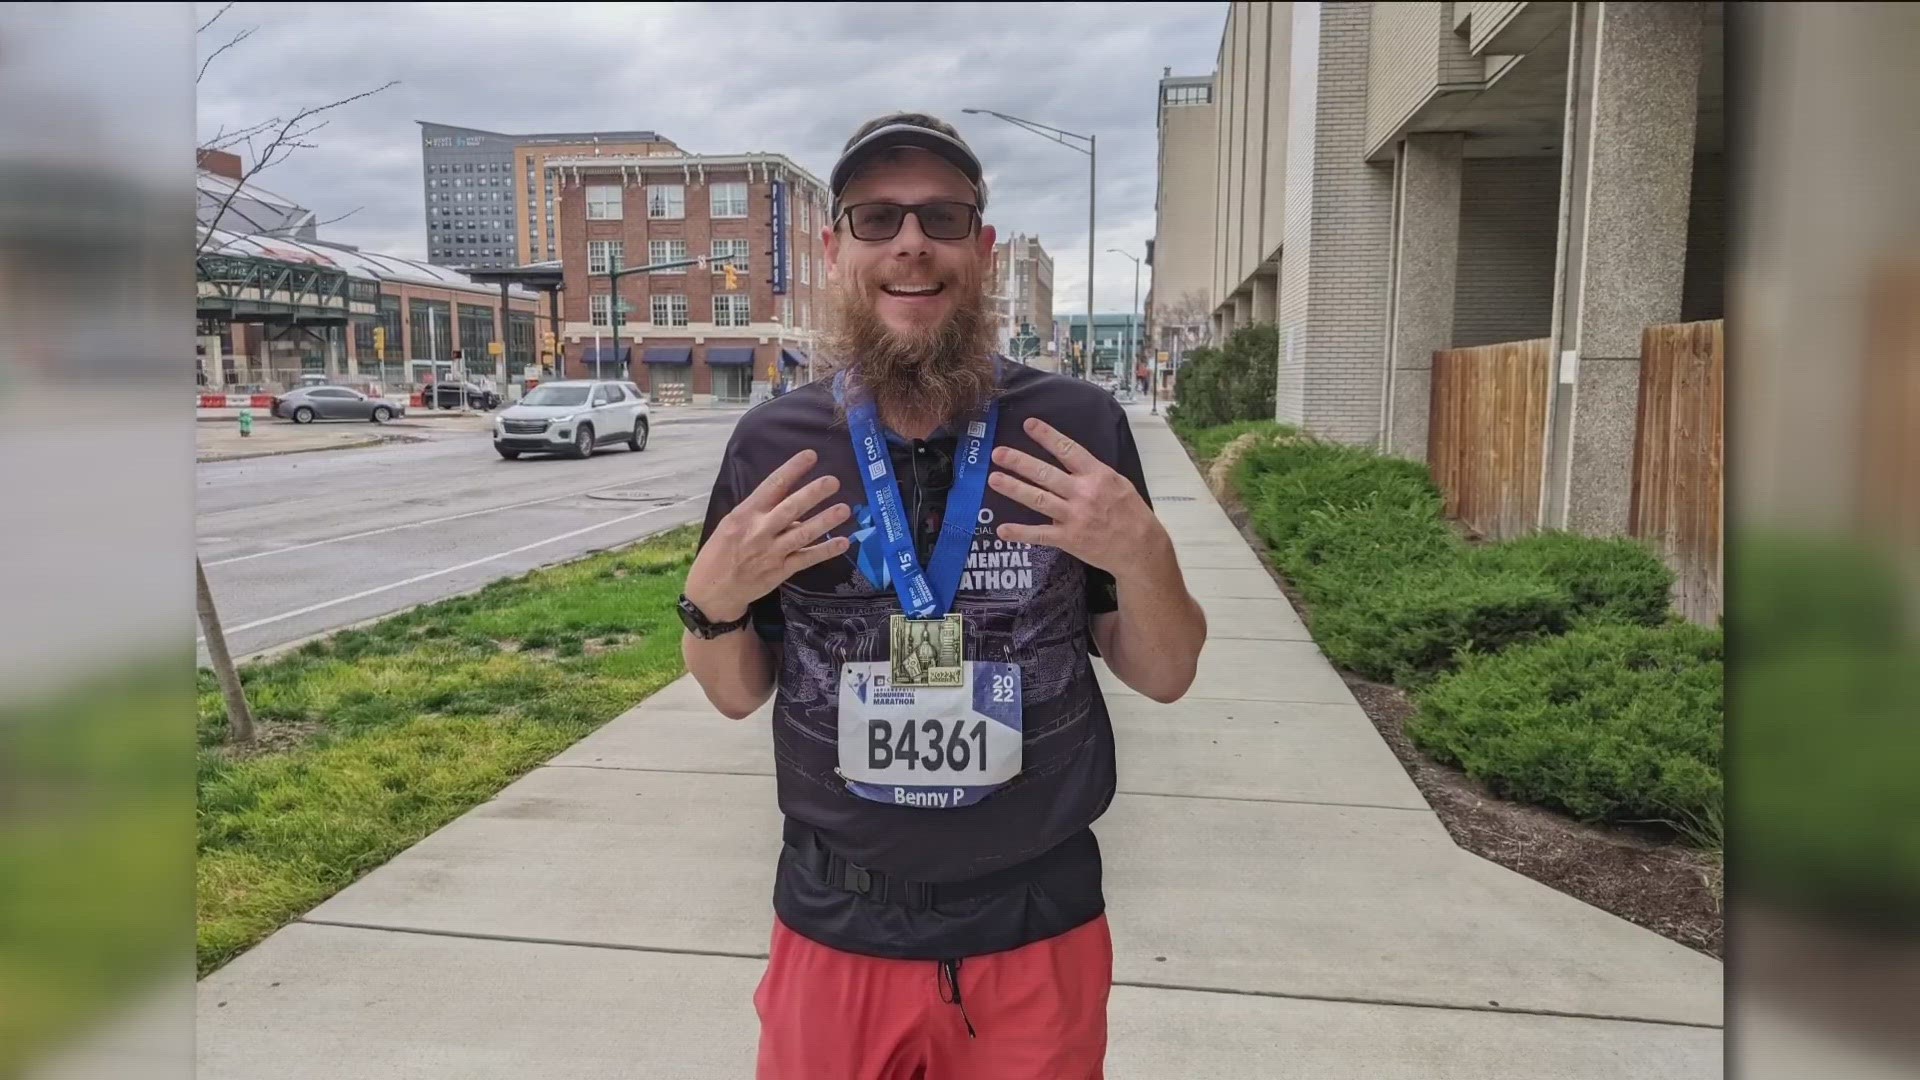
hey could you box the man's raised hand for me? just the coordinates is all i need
[684,449,849,622]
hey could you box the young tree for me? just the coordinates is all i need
[194,2,397,741]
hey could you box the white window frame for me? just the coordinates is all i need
[647,184,685,220]
[587,240,623,275]
[586,184,622,220]
[651,293,688,327]
[799,252,809,285]
[710,239,750,277]
[713,293,751,328]
[710,182,749,219]
[589,294,610,327]
[782,297,792,325]
[649,238,687,273]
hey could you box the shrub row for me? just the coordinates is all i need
[1191,423,1721,834]
[1166,323,1279,431]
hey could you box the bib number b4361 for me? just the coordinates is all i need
[869,717,988,772]
[837,660,1022,809]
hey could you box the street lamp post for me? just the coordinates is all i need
[962,107,1095,382]
[1107,247,1141,401]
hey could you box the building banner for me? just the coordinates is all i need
[770,180,790,295]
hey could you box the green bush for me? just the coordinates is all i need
[1410,622,1723,830]
[1470,531,1674,628]
[1310,568,1571,686]
[1173,418,1292,467]
[1277,495,1460,605]
[1730,531,1909,655]
[1239,441,1443,552]
[1168,323,1279,429]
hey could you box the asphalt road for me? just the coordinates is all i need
[196,411,743,662]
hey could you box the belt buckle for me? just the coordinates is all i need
[843,863,873,895]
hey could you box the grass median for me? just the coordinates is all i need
[196,525,699,976]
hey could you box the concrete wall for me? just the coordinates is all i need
[1452,156,1560,347]
[1278,1,1396,444]
[1366,3,1487,158]
[1220,3,1250,309]
[1275,1,1322,423]
[1367,2,1444,153]
[1209,2,1293,321]
[1464,1,1525,54]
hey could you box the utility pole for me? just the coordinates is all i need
[1108,247,1142,399]
[962,108,1096,382]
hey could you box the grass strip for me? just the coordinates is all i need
[196,526,698,975]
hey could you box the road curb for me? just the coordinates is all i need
[217,516,701,668]
[196,433,423,464]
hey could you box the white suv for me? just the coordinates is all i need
[494,380,650,460]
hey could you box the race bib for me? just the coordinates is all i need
[837,660,1022,809]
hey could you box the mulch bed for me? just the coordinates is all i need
[1181,437,1723,958]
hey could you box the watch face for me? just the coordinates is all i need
[677,595,707,635]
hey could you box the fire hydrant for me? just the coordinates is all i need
[238,406,253,437]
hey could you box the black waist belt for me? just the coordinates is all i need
[784,822,1095,912]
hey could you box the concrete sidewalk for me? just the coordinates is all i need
[196,407,1723,1078]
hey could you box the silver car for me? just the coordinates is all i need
[272,386,406,424]
[492,379,650,459]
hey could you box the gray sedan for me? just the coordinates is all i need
[271,386,406,424]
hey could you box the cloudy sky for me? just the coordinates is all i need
[195,1,1226,316]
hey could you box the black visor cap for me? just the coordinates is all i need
[829,122,986,216]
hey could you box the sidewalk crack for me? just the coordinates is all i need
[297,917,770,962]
[1110,979,1723,1031]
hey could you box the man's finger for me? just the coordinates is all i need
[992,446,1073,496]
[1022,418,1098,474]
[995,522,1060,547]
[784,535,851,574]
[766,473,841,530]
[988,472,1064,520]
[741,449,820,511]
[779,502,851,551]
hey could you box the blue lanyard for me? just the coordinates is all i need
[837,375,999,618]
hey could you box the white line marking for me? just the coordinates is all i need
[199,495,705,641]
[202,470,683,566]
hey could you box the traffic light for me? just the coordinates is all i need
[724,262,740,290]
[373,326,386,355]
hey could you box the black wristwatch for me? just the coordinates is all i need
[677,594,752,639]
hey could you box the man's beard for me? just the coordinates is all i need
[818,264,999,425]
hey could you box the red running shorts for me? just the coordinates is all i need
[754,914,1113,1080]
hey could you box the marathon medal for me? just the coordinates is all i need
[888,613,964,688]
[833,370,1023,809]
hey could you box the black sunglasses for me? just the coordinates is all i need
[837,201,980,242]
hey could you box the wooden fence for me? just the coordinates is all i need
[1427,338,1552,540]
[1629,319,1725,624]
[1860,264,1919,546]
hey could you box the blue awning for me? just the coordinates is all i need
[706,347,756,366]
[779,347,809,368]
[641,346,692,365]
[582,344,630,365]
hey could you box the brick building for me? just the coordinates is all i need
[548,151,829,405]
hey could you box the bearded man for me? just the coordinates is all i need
[679,112,1208,1080]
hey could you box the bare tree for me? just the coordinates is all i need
[194,4,398,742]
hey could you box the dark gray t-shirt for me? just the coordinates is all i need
[700,362,1150,881]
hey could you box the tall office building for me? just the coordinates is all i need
[1147,67,1218,373]
[990,233,1055,368]
[419,122,679,269]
